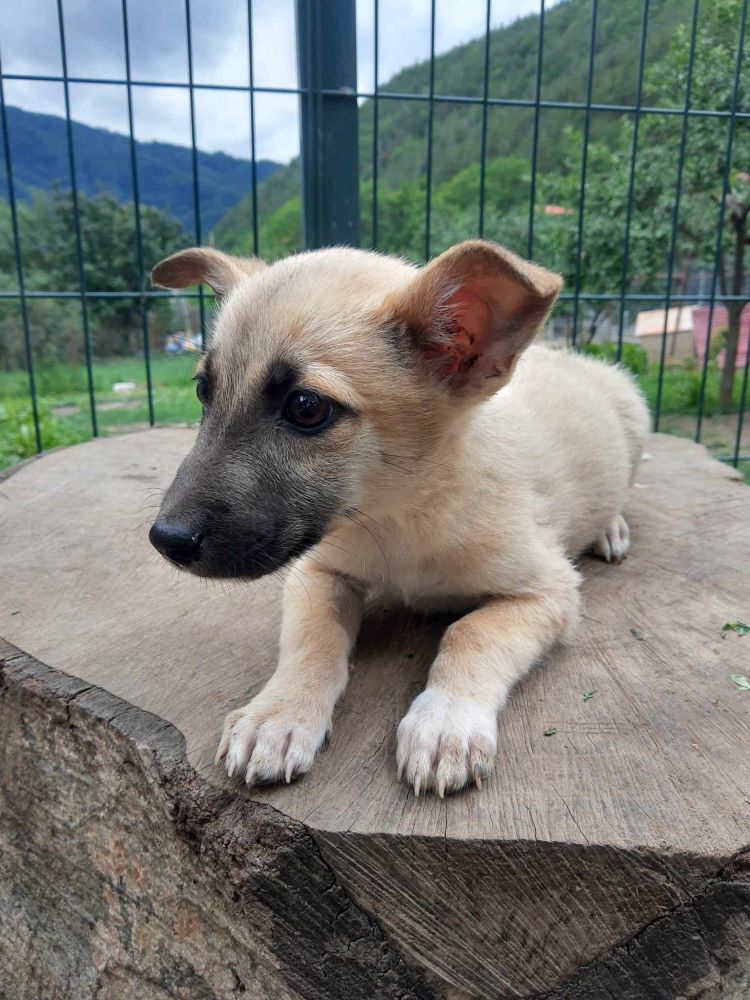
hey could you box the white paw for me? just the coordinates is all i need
[593,514,630,564]
[215,693,330,787]
[396,689,498,797]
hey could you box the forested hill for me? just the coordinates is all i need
[215,0,691,254]
[0,105,280,233]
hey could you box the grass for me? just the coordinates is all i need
[0,352,748,482]
[0,355,200,468]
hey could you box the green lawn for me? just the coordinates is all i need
[1,352,748,482]
[0,355,200,468]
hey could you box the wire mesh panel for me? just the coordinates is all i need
[0,0,748,477]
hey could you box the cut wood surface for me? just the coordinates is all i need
[1,428,749,999]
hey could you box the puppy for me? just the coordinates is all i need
[149,241,649,796]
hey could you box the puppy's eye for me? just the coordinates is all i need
[195,375,210,405]
[283,390,333,433]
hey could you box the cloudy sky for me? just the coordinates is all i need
[0,0,556,164]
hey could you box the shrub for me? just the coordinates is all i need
[579,341,649,377]
[0,398,84,467]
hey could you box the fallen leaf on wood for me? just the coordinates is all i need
[631,627,654,640]
[722,621,750,638]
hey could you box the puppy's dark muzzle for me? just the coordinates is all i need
[149,518,203,567]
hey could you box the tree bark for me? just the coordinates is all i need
[582,308,603,345]
[722,303,743,409]
[2,429,750,998]
[720,215,747,409]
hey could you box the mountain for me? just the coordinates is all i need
[0,105,280,233]
[214,0,691,255]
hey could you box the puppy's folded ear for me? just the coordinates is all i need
[394,239,562,393]
[151,247,265,297]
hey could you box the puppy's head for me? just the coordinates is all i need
[148,241,561,578]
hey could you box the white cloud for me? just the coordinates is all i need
[0,0,557,164]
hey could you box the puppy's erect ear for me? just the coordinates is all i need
[151,247,265,297]
[395,239,562,392]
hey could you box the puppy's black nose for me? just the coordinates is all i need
[149,519,202,566]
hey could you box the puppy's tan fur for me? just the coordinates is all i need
[152,241,649,796]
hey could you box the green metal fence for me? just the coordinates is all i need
[0,0,748,473]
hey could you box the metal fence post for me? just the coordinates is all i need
[296,0,360,249]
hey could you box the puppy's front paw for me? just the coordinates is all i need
[593,514,630,564]
[216,694,330,788]
[396,689,498,797]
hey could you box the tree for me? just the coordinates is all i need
[0,190,188,368]
[534,129,669,343]
[642,0,750,407]
[533,0,749,385]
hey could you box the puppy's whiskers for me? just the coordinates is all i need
[382,456,434,489]
[349,507,391,535]
[317,535,355,560]
[285,564,313,610]
[345,509,391,582]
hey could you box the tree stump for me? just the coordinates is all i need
[1,428,749,999]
